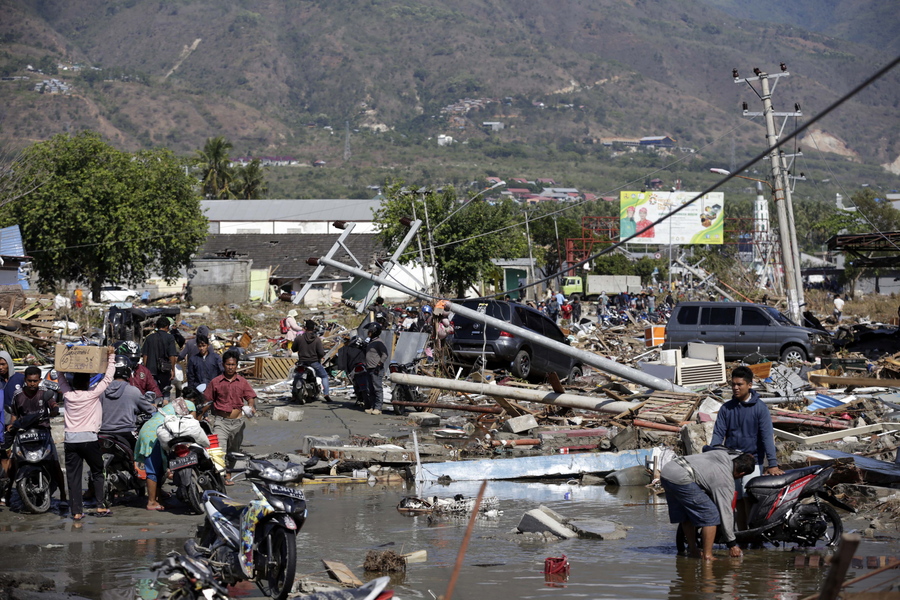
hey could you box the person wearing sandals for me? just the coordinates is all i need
[58,347,116,520]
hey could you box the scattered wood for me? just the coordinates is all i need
[363,550,406,573]
[322,560,363,586]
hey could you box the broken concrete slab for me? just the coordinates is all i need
[681,422,716,455]
[301,434,342,455]
[271,406,304,422]
[310,444,414,464]
[568,518,629,540]
[503,414,539,434]
[406,412,441,427]
[517,507,578,539]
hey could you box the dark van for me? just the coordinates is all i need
[447,300,582,381]
[662,302,833,362]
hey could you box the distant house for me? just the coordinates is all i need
[313,160,327,167]
[482,121,504,131]
[640,136,676,147]
[583,193,598,202]
[486,176,504,185]
[649,178,664,190]
[437,134,454,146]
[536,178,556,186]
[506,188,532,200]
[510,178,529,185]
[539,187,579,201]
[201,199,382,235]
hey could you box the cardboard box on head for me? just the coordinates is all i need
[55,344,106,374]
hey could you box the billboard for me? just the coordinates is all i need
[619,191,724,245]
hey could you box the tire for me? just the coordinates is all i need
[392,385,410,416]
[781,345,806,363]
[291,376,305,405]
[566,365,583,383]
[255,526,297,600]
[812,503,843,547]
[186,470,204,515]
[17,470,51,513]
[511,349,532,379]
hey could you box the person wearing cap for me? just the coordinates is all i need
[291,320,331,402]
[284,309,303,342]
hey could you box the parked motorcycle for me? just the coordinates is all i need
[388,357,424,416]
[7,412,57,513]
[152,552,229,600]
[98,433,144,507]
[162,419,225,515]
[676,462,853,551]
[190,453,318,600]
[291,362,321,405]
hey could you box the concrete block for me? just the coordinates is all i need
[407,412,441,427]
[516,508,577,539]
[272,406,305,422]
[681,422,716,455]
[503,414,539,434]
[568,519,629,540]
[611,425,639,451]
[301,434,342,455]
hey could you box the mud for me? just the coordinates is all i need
[2,395,900,599]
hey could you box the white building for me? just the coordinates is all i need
[201,199,382,235]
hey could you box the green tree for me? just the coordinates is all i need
[196,136,235,199]
[234,158,268,199]
[0,132,208,300]
[374,181,525,297]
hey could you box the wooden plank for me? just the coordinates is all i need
[253,356,295,381]
[547,371,565,394]
[493,396,532,417]
[322,560,363,586]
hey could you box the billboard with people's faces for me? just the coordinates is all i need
[619,191,725,245]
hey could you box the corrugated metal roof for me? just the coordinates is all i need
[201,199,383,222]
[0,225,26,257]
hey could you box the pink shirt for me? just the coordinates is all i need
[59,353,116,436]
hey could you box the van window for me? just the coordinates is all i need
[741,307,770,326]
[676,306,699,325]
[701,307,736,326]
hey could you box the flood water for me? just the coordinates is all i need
[2,478,899,599]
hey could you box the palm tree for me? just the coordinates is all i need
[234,159,268,199]
[196,136,234,199]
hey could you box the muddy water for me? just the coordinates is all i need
[2,479,899,600]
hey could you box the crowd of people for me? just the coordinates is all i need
[0,316,259,519]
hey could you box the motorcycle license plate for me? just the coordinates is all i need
[270,484,304,499]
[169,453,198,469]
[17,431,42,443]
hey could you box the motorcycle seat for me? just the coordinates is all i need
[745,466,820,490]
[168,435,196,446]
[207,494,246,522]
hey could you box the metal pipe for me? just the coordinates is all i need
[633,419,683,433]
[391,400,502,414]
[391,373,639,414]
[309,255,691,393]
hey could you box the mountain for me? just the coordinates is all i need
[1,0,898,182]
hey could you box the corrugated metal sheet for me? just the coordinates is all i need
[0,225,26,257]
[806,393,849,411]
[201,199,383,222]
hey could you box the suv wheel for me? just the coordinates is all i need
[781,345,806,363]
[566,365,583,383]
[512,349,532,379]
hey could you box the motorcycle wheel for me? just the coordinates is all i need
[255,526,296,600]
[392,385,410,416]
[186,470,204,515]
[17,471,51,513]
[812,503,843,547]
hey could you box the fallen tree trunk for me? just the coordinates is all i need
[390,373,639,415]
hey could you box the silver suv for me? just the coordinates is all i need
[662,302,833,362]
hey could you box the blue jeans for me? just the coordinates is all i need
[299,362,330,395]
[661,478,721,528]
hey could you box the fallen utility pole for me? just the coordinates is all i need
[674,258,734,301]
[391,373,639,414]
[391,399,502,414]
[309,255,691,393]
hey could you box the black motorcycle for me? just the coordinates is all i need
[98,433,144,507]
[190,453,318,600]
[167,420,225,515]
[388,357,424,416]
[291,363,321,405]
[677,462,853,551]
[7,412,57,513]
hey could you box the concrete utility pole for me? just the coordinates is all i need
[735,66,804,323]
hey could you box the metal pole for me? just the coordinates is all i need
[391,373,641,414]
[421,192,439,295]
[410,204,430,295]
[760,73,801,323]
[309,255,691,392]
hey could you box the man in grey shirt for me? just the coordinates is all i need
[660,450,756,560]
